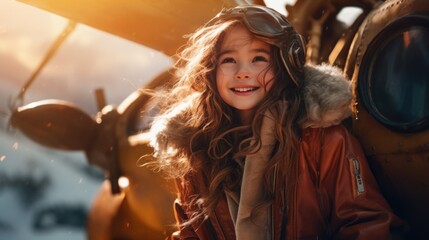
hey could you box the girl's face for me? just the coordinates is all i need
[216,24,274,123]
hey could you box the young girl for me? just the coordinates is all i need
[149,5,403,239]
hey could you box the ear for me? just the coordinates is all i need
[281,33,306,87]
[288,33,306,71]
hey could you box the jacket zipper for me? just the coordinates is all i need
[351,158,365,195]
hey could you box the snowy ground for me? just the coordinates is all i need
[0,128,104,240]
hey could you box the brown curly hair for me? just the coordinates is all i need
[150,19,305,225]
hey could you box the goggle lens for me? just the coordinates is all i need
[207,7,288,39]
[243,11,285,36]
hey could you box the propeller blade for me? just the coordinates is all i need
[10,99,98,151]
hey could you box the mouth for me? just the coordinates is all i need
[231,87,259,93]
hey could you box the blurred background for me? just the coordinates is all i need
[0,0,288,239]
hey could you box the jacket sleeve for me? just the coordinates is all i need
[171,198,200,240]
[319,126,404,239]
[169,177,200,240]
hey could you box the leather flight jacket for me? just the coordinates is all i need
[172,126,404,239]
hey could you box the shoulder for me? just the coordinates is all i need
[302,125,350,144]
[302,125,363,156]
[321,125,353,142]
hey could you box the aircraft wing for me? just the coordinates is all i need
[17,0,253,56]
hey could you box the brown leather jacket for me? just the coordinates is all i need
[171,126,404,239]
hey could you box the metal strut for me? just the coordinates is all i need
[13,21,77,107]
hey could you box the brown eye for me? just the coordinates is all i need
[253,56,268,62]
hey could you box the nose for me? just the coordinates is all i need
[235,63,251,80]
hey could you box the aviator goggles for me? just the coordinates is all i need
[205,5,306,86]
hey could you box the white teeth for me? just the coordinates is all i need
[233,87,256,92]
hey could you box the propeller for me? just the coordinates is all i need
[9,98,123,194]
[10,99,98,151]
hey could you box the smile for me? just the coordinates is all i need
[231,87,258,92]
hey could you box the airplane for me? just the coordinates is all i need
[8,0,429,239]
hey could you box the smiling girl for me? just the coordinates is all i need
[149,4,403,239]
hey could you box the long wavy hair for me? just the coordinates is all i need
[151,19,305,225]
